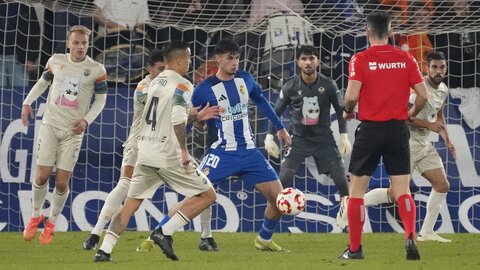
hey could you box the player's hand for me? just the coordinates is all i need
[264,134,280,159]
[72,119,88,134]
[339,133,352,156]
[21,105,34,126]
[427,122,445,133]
[196,102,220,121]
[343,111,355,121]
[446,141,456,159]
[180,149,192,166]
[277,128,292,147]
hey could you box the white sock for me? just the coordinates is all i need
[162,211,190,236]
[91,177,130,236]
[99,231,119,254]
[420,190,447,235]
[200,206,212,239]
[364,188,391,207]
[47,188,69,223]
[32,182,48,218]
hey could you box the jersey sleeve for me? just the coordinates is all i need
[348,54,364,83]
[408,54,424,87]
[94,65,108,94]
[42,57,54,81]
[247,74,285,131]
[171,82,191,125]
[328,81,347,134]
[135,77,150,104]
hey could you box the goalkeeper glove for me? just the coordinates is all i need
[264,134,280,159]
[339,133,352,156]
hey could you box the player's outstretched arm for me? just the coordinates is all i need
[188,102,220,123]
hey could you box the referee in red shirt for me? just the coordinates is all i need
[338,11,428,260]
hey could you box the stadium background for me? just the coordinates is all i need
[0,0,479,234]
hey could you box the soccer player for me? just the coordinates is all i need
[94,41,217,262]
[338,11,428,260]
[363,51,455,243]
[264,45,351,229]
[192,39,292,252]
[82,49,165,250]
[21,25,108,245]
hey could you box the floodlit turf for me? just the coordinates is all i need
[0,231,478,270]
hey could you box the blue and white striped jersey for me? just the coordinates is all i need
[192,70,284,151]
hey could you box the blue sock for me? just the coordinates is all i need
[258,217,280,241]
[155,215,170,230]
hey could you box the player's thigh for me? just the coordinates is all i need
[36,124,60,167]
[281,138,310,173]
[158,164,213,197]
[313,144,345,174]
[416,144,445,176]
[383,122,410,175]
[240,149,279,188]
[121,142,138,168]
[127,164,165,199]
[349,122,383,176]
[199,150,240,185]
[56,130,84,172]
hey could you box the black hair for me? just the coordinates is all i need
[366,11,391,40]
[147,49,164,66]
[213,39,240,55]
[426,51,446,65]
[296,45,319,59]
[163,40,190,61]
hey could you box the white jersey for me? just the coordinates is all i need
[137,70,193,168]
[41,54,107,131]
[409,77,449,146]
[123,75,152,148]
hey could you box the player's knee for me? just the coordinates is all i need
[203,188,217,204]
[434,180,450,193]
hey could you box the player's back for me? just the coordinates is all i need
[137,70,193,168]
[351,44,423,121]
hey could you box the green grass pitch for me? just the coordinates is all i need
[0,232,478,270]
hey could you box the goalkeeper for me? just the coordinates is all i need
[264,45,351,229]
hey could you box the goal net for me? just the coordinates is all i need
[1,0,479,234]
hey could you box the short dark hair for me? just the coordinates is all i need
[213,39,240,55]
[296,45,319,59]
[426,51,446,65]
[366,11,391,40]
[147,49,164,66]
[163,41,190,62]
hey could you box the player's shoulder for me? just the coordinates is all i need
[136,75,152,92]
[235,70,254,81]
[282,75,298,91]
[196,74,217,90]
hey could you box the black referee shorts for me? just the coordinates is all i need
[348,120,410,176]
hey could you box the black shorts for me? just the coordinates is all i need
[349,120,410,176]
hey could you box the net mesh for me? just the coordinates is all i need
[0,0,479,233]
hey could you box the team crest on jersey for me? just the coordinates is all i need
[239,85,246,95]
[202,167,210,176]
[84,69,91,77]
[318,87,325,94]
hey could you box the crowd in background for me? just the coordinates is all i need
[1,0,479,89]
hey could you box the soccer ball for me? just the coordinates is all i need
[276,187,306,216]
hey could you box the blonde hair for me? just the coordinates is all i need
[67,25,92,38]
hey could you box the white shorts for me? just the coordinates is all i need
[410,143,444,175]
[121,142,138,168]
[127,163,213,199]
[36,123,83,172]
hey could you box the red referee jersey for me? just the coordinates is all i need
[348,44,423,121]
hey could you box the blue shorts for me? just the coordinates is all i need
[199,148,279,188]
